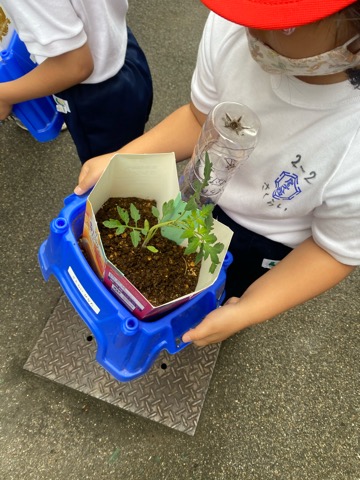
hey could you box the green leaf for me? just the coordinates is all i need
[146,245,159,253]
[180,228,195,239]
[213,242,225,254]
[103,219,121,229]
[152,205,160,218]
[117,206,129,224]
[141,219,150,236]
[203,233,217,244]
[203,152,213,187]
[184,237,200,255]
[162,199,174,218]
[192,178,203,202]
[161,194,187,222]
[205,212,214,231]
[197,225,208,236]
[130,230,141,247]
[115,225,126,235]
[201,203,214,217]
[184,196,198,212]
[130,203,140,224]
[191,153,213,202]
[195,245,204,264]
[195,253,203,264]
[202,248,210,260]
[161,225,185,245]
[210,250,220,265]
[209,262,217,274]
[108,447,120,464]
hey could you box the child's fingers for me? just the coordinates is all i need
[182,310,222,344]
[74,154,112,195]
[182,300,243,346]
[182,328,218,346]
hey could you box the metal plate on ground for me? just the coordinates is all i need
[24,295,220,436]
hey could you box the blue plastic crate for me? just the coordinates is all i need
[0,31,63,142]
[38,193,232,382]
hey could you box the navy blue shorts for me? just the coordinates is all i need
[56,28,153,163]
[214,206,293,299]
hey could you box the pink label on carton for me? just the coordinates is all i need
[104,265,145,313]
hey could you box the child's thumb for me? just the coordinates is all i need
[74,184,86,195]
[74,166,94,196]
[182,329,196,343]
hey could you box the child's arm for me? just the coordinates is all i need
[0,42,94,119]
[182,237,356,346]
[74,102,205,195]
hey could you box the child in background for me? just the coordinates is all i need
[74,0,360,346]
[0,1,153,163]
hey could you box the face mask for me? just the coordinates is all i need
[246,29,360,76]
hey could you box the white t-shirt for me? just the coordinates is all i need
[1,0,128,83]
[191,12,360,266]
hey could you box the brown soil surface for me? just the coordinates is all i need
[95,197,201,306]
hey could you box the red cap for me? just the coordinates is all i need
[200,0,358,29]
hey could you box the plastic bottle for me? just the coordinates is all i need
[180,101,260,206]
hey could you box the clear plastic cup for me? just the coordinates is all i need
[180,102,261,205]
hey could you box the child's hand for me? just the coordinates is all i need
[74,152,114,195]
[182,297,246,346]
[181,238,356,348]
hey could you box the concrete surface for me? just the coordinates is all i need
[0,1,359,479]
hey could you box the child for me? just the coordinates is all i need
[74,0,360,346]
[0,1,153,163]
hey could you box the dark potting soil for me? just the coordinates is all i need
[95,197,201,306]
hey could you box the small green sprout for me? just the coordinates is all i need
[103,153,224,273]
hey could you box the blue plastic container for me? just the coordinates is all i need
[0,31,63,142]
[38,193,232,382]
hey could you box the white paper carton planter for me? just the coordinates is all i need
[82,153,233,320]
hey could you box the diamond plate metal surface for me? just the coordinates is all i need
[24,295,220,435]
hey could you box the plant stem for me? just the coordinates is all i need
[141,213,188,248]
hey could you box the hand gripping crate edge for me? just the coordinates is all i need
[38,193,233,382]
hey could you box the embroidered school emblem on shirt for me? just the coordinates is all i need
[272,171,301,201]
